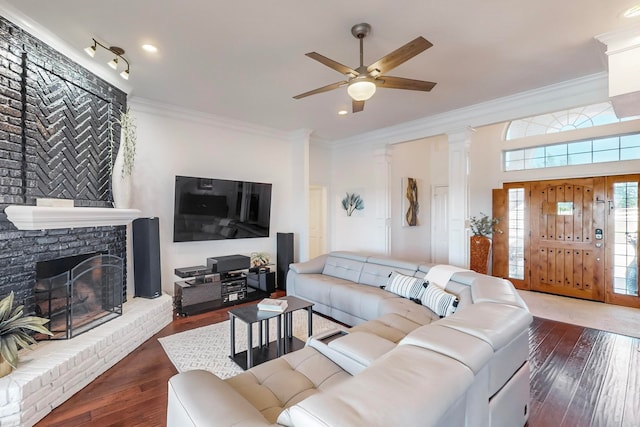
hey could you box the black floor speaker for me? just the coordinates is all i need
[276,232,294,290]
[132,217,162,298]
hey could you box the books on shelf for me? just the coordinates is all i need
[257,298,288,312]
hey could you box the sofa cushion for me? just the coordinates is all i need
[291,273,352,307]
[377,297,439,325]
[348,313,425,343]
[167,370,268,427]
[327,331,396,371]
[358,257,421,287]
[287,345,474,427]
[321,254,365,282]
[224,346,351,425]
[437,302,533,350]
[400,324,494,374]
[421,283,459,317]
[385,271,426,300]
[329,283,394,321]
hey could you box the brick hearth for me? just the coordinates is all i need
[0,295,172,426]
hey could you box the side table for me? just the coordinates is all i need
[228,296,314,369]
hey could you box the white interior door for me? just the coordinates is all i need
[431,185,449,264]
[309,186,326,259]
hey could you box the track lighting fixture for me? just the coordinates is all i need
[84,38,131,80]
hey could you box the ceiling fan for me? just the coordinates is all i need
[293,23,436,113]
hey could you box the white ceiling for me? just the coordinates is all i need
[2,0,638,141]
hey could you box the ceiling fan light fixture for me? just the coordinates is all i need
[347,79,376,101]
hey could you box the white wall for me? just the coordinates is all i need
[390,138,432,260]
[330,143,389,254]
[127,100,304,295]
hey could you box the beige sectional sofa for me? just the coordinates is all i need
[167,251,532,427]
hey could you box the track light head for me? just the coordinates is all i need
[85,38,131,79]
[84,43,96,58]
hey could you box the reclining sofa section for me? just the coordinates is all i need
[167,251,532,427]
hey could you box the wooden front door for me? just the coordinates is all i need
[529,178,606,301]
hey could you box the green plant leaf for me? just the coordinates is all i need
[0,292,15,322]
[0,291,53,368]
[0,334,19,368]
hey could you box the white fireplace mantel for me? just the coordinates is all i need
[4,205,142,230]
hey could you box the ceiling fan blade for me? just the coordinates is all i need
[306,52,358,76]
[376,76,437,92]
[293,81,348,99]
[367,37,433,75]
[352,100,365,113]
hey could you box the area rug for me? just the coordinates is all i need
[158,311,344,379]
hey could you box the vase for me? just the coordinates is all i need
[111,142,132,209]
[470,235,492,275]
[0,357,13,378]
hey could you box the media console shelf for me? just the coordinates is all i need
[173,267,275,316]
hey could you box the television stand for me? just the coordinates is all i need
[174,272,269,316]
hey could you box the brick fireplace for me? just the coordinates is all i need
[0,15,173,427]
[0,15,127,312]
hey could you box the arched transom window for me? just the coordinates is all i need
[506,102,634,140]
[504,102,640,171]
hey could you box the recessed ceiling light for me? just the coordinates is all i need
[338,109,348,115]
[142,44,158,53]
[624,4,640,17]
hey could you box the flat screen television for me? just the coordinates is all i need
[173,175,272,242]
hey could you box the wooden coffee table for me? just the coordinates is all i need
[228,295,314,369]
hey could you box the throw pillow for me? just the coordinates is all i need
[385,271,426,300]
[420,283,459,318]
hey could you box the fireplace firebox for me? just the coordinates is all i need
[35,253,124,339]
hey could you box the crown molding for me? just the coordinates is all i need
[0,1,132,94]
[595,23,640,54]
[128,97,297,141]
[331,72,609,148]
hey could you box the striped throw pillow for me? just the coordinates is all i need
[385,271,426,300]
[420,283,459,317]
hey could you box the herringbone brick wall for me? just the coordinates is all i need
[0,16,128,311]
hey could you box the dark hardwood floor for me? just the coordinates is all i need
[35,294,640,427]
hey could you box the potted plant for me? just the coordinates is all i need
[0,291,53,377]
[250,252,270,268]
[469,213,502,275]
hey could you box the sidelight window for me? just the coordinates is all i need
[612,182,638,296]
[508,188,526,280]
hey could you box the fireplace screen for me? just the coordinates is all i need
[35,253,123,340]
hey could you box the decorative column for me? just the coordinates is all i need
[447,129,472,267]
[289,129,313,262]
[595,23,640,118]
